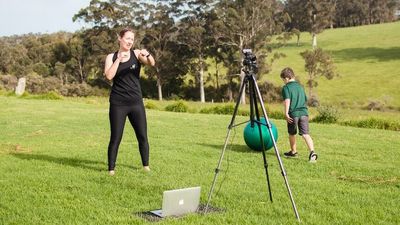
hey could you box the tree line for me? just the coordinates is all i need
[0,0,398,102]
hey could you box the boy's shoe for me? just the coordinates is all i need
[284,151,298,158]
[109,170,115,176]
[309,151,318,163]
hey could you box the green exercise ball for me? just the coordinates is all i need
[243,118,278,151]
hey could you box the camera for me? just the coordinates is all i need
[242,49,258,73]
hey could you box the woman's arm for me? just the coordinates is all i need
[135,49,155,66]
[104,53,121,81]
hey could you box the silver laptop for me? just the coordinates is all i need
[150,186,201,218]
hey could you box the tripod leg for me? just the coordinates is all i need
[252,76,301,221]
[204,76,248,213]
[204,128,232,213]
[249,79,273,202]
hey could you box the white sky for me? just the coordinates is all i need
[0,0,92,37]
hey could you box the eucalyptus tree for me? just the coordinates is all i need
[284,0,335,49]
[0,38,32,77]
[138,0,186,101]
[213,0,287,104]
[300,48,337,103]
[177,0,218,102]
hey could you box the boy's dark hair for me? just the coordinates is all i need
[280,67,295,79]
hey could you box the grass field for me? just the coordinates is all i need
[261,21,400,109]
[1,96,399,225]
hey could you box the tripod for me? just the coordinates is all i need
[204,65,301,221]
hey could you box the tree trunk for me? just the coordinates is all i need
[308,72,314,98]
[312,33,317,49]
[215,60,220,98]
[157,77,163,101]
[199,56,205,103]
[240,70,246,104]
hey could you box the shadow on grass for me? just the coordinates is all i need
[196,143,254,154]
[197,143,275,155]
[331,47,400,62]
[10,153,138,171]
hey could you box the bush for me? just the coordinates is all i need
[165,101,189,113]
[199,104,250,116]
[200,104,235,115]
[259,81,282,103]
[364,100,385,111]
[341,118,400,131]
[311,105,340,124]
[24,91,63,100]
[308,95,320,107]
[144,100,159,110]
[0,75,18,91]
[268,111,286,120]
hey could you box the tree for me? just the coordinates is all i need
[284,0,336,49]
[300,48,338,105]
[213,0,287,104]
[178,0,218,103]
[139,1,185,101]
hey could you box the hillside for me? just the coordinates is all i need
[267,21,400,109]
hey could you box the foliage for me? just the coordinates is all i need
[165,100,189,112]
[200,104,237,115]
[335,0,399,27]
[300,48,338,98]
[340,118,400,131]
[0,74,18,91]
[144,100,159,110]
[21,91,64,100]
[311,105,340,124]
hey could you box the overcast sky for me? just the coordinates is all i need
[0,0,92,37]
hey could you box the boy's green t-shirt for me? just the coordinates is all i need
[282,81,308,117]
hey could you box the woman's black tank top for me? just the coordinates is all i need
[109,50,142,105]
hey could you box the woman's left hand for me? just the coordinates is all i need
[139,49,151,57]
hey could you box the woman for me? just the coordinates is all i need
[104,28,155,175]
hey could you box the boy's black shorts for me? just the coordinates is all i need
[287,115,309,135]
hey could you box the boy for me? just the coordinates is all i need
[280,67,318,162]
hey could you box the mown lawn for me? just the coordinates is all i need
[0,96,399,225]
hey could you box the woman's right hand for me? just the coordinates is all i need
[117,51,129,61]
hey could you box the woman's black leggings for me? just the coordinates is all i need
[108,103,149,171]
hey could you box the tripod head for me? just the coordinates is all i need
[242,49,258,76]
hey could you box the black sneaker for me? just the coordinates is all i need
[284,151,298,158]
[309,151,318,163]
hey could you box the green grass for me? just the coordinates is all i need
[264,21,400,109]
[1,96,399,225]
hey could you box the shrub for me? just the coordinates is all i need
[268,111,286,120]
[311,105,340,123]
[308,95,320,107]
[24,91,63,100]
[199,104,250,116]
[364,100,385,111]
[0,75,18,91]
[258,81,282,103]
[341,118,400,131]
[200,104,235,115]
[144,100,159,110]
[165,101,189,113]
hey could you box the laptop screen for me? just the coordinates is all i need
[161,186,201,217]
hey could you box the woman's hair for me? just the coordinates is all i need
[280,67,295,79]
[119,27,135,38]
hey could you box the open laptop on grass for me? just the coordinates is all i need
[150,186,201,218]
